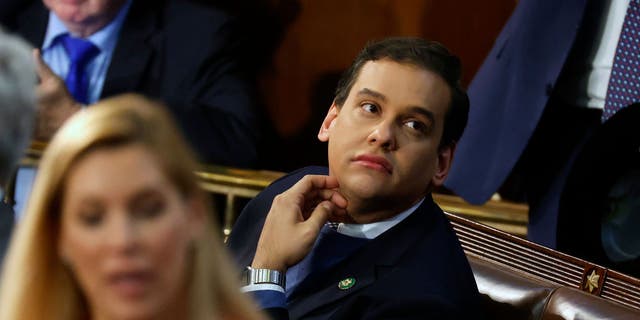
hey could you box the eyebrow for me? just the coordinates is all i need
[357,88,387,102]
[408,106,435,125]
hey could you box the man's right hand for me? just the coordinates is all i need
[251,175,348,272]
[33,49,82,141]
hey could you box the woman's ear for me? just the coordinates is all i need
[318,103,339,142]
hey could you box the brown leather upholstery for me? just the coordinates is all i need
[541,287,640,320]
[469,255,640,319]
[469,256,556,319]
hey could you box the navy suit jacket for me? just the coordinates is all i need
[228,167,482,319]
[445,0,590,204]
[7,0,260,167]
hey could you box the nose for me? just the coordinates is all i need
[107,214,139,255]
[367,120,397,151]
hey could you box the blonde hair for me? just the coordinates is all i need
[0,94,264,320]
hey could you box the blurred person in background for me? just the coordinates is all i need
[0,94,265,320]
[446,0,640,256]
[3,0,262,219]
[2,0,260,166]
[0,28,37,266]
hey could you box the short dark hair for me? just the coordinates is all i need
[334,37,469,149]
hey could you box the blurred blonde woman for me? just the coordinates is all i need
[0,94,265,320]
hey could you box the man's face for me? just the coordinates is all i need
[318,59,453,221]
[44,0,127,31]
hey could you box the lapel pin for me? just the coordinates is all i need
[338,277,356,290]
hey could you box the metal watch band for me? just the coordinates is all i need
[242,266,286,287]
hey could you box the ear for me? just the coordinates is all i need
[317,102,339,142]
[431,144,455,187]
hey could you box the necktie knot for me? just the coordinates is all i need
[60,34,100,104]
[61,35,100,64]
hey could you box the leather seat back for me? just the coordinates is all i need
[469,256,557,320]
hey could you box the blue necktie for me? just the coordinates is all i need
[61,35,100,104]
[603,0,640,122]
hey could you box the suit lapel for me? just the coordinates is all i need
[288,261,378,317]
[288,198,440,318]
[101,0,161,98]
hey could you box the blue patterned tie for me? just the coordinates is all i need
[603,0,640,122]
[61,35,100,104]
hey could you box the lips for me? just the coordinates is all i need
[59,0,84,5]
[107,270,153,298]
[352,154,393,174]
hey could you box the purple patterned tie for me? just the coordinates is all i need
[603,0,640,122]
[61,35,100,104]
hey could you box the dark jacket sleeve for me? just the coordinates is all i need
[160,1,260,167]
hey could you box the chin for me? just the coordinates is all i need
[340,174,388,200]
[102,303,159,320]
[55,9,85,23]
[98,294,165,320]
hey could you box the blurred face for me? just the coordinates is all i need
[43,0,127,35]
[318,59,453,222]
[59,144,203,320]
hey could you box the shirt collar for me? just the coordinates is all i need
[42,10,67,49]
[42,0,133,51]
[335,197,425,239]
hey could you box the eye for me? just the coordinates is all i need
[361,103,379,114]
[404,120,429,134]
[77,209,104,227]
[131,193,166,219]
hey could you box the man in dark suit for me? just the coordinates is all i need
[5,0,259,167]
[0,29,37,264]
[445,0,639,249]
[228,38,481,319]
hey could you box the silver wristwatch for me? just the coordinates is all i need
[242,266,286,287]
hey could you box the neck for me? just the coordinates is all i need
[342,194,425,224]
[64,20,108,38]
[92,289,190,320]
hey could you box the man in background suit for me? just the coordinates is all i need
[0,29,37,264]
[228,38,481,319]
[445,0,639,250]
[4,0,259,167]
[3,0,261,218]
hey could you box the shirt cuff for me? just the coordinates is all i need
[242,283,285,293]
[242,285,286,309]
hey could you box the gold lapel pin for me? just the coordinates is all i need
[338,277,356,290]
